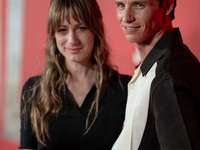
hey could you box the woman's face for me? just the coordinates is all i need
[55,14,95,66]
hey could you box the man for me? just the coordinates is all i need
[112,0,200,149]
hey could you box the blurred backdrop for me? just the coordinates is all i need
[0,0,200,149]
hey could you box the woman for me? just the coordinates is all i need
[20,0,131,149]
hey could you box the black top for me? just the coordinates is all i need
[20,71,131,150]
[138,28,200,150]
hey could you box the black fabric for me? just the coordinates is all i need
[139,28,200,150]
[20,71,131,150]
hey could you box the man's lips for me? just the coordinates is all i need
[123,26,140,32]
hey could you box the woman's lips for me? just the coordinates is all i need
[68,48,82,54]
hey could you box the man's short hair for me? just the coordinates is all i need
[157,0,176,21]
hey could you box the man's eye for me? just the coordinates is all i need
[115,2,125,9]
[118,4,125,8]
[134,3,145,9]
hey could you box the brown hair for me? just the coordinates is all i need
[22,0,112,146]
[157,0,177,21]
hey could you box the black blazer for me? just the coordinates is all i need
[138,28,200,150]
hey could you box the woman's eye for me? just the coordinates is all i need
[78,26,86,31]
[58,28,67,33]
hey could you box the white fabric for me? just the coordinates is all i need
[112,63,157,150]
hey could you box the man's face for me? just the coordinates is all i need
[115,0,166,45]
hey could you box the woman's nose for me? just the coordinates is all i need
[67,31,79,44]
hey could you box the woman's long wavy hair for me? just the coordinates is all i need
[22,0,113,146]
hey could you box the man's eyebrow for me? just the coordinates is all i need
[115,0,147,5]
[115,0,122,5]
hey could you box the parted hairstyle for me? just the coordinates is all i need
[22,0,113,146]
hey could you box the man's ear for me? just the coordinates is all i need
[164,0,174,16]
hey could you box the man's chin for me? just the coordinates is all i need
[123,33,139,43]
[125,36,137,43]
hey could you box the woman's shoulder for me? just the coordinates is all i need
[22,75,41,94]
[112,70,131,82]
[119,73,132,82]
[109,70,131,87]
[21,76,41,110]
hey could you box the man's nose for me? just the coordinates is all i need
[123,8,135,23]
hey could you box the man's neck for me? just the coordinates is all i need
[136,23,173,63]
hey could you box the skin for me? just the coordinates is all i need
[115,0,174,62]
[20,14,96,150]
[21,14,96,150]
[55,14,96,108]
[55,15,95,66]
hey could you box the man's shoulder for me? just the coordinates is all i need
[151,46,200,92]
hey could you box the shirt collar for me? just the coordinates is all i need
[140,28,183,76]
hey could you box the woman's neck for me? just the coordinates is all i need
[65,61,95,83]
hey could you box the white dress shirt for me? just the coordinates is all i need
[112,63,157,150]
